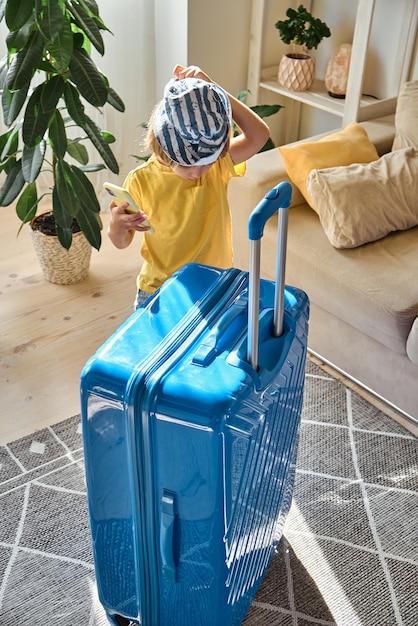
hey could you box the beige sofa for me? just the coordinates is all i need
[228,82,418,426]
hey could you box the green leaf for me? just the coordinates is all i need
[66,0,104,55]
[259,137,276,152]
[80,163,105,172]
[101,131,115,144]
[236,89,249,103]
[79,0,107,30]
[250,104,283,119]
[69,48,107,107]
[6,14,35,53]
[70,165,100,213]
[47,13,73,71]
[22,85,52,147]
[37,60,57,73]
[1,156,17,175]
[0,55,7,89]
[5,0,33,31]
[63,81,86,128]
[6,30,44,92]
[35,0,64,41]
[130,154,150,164]
[54,224,71,249]
[52,185,72,229]
[107,86,125,112]
[0,159,25,205]
[55,158,79,216]
[67,140,88,165]
[48,109,67,159]
[56,222,73,250]
[0,130,13,161]
[83,115,119,173]
[40,74,65,112]
[15,181,38,222]
[74,203,102,250]
[72,31,85,50]
[55,163,102,250]
[2,81,30,125]
[22,140,46,182]
[0,126,20,163]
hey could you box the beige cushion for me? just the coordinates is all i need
[392,80,418,150]
[279,123,379,211]
[407,319,418,366]
[306,148,418,249]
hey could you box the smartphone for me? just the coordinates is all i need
[103,182,154,233]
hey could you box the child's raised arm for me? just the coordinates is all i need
[227,92,270,165]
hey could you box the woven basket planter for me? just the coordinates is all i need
[278,54,315,92]
[30,215,92,285]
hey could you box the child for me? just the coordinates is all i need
[108,64,270,308]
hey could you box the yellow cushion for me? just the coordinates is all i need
[306,147,418,248]
[279,123,379,211]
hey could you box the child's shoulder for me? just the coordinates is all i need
[129,154,169,177]
[130,156,154,174]
[218,153,246,178]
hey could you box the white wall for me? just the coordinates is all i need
[152,0,253,96]
[187,0,253,96]
[154,0,188,94]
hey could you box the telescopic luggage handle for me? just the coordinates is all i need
[247,181,292,369]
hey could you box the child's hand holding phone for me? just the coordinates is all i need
[104,182,155,233]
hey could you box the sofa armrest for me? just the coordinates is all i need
[360,115,396,155]
[228,148,304,217]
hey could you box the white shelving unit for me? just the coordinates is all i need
[247,0,418,142]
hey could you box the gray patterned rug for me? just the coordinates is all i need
[1,361,417,626]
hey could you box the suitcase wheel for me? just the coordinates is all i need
[112,615,138,626]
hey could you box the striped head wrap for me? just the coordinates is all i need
[153,77,232,167]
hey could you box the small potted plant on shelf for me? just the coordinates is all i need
[0,0,125,284]
[275,4,331,92]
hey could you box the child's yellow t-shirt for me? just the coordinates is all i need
[123,154,245,294]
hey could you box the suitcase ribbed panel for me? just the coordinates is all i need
[224,316,306,605]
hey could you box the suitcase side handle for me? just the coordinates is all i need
[247,181,292,369]
[160,490,178,583]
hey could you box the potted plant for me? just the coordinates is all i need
[275,4,331,92]
[0,0,124,284]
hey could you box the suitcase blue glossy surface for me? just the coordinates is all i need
[81,182,309,626]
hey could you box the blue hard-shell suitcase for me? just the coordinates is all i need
[81,181,310,626]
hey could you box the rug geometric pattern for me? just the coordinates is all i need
[1,360,417,625]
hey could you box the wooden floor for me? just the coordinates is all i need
[1,204,416,446]
[1,204,142,446]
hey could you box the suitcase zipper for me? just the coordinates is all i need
[125,267,248,625]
